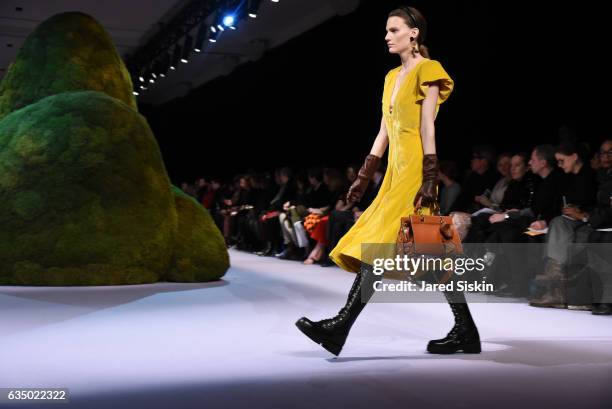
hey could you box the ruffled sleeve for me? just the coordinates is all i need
[415,60,454,105]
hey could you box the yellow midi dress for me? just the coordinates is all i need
[329,58,454,273]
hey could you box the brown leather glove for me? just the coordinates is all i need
[346,154,381,203]
[413,154,439,208]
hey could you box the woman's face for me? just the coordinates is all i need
[497,156,511,178]
[385,16,418,55]
[510,155,527,180]
[346,166,357,182]
[555,152,578,173]
[239,177,249,189]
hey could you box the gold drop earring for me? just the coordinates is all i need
[410,36,419,57]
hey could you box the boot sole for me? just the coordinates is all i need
[427,343,481,354]
[295,321,343,356]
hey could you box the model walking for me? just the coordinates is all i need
[295,6,481,356]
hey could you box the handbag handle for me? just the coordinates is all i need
[415,201,441,216]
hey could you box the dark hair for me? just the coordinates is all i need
[439,160,459,181]
[307,166,324,182]
[388,6,430,58]
[497,152,512,161]
[279,166,292,179]
[555,140,589,163]
[533,144,556,168]
[472,144,496,165]
[512,152,529,166]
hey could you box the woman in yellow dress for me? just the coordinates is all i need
[295,6,481,356]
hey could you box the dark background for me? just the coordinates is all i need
[139,0,609,184]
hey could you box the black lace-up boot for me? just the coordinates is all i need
[427,289,481,354]
[295,263,382,356]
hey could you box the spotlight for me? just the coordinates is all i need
[209,27,219,43]
[222,15,235,27]
[181,35,193,63]
[133,91,139,96]
[247,0,261,18]
[144,68,154,84]
[271,0,279,3]
[194,23,207,52]
[139,76,145,83]
[170,44,181,70]
[159,53,170,77]
[217,24,225,31]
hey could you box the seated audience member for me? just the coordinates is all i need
[302,167,344,265]
[583,139,612,314]
[450,144,499,213]
[529,140,598,308]
[320,163,385,267]
[180,181,197,198]
[255,167,296,256]
[277,168,331,261]
[481,146,565,297]
[201,178,222,210]
[239,172,275,252]
[221,174,254,247]
[465,152,538,243]
[474,153,512,210]
[438,160,461,215]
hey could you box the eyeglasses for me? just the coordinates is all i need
[599,149,612,156]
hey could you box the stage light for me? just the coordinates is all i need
[144,68,154,84]
[271,0,279,3]
[133,91,139,96]
[181,35,193,63]
[194,23,207,52]
[222,15,235,27]
[139,76,144,82]
[210,26,217,33]
[170,44,181,70]
[159,53,170,77]
[217,24,225,31]
[248,0,261,18]
[209,27,219,43]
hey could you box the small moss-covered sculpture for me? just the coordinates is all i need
[168,186,229,282]
[0,12,229,285]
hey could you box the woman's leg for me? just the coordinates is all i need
[427,289,481,354]
[303,242,325,264]
[295,262,382,355]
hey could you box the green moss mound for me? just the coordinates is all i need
[0,11,136,121]
[167,186,229,282]
[0,91,177,285]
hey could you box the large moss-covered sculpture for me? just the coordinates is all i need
[0,12,136,121]
[0,12,229,285]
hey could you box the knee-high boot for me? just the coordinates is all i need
[295,263,382,356]
[427,289,481,354]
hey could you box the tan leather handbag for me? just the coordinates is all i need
[396,203,463,283]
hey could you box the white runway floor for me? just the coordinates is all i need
[1,249,611,409]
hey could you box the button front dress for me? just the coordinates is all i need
[329,59,454,273]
